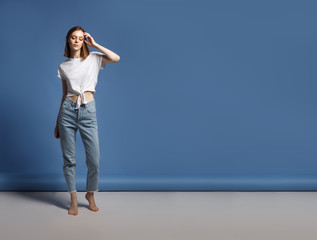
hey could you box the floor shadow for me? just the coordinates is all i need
[10,191,90,210]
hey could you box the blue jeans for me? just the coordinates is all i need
[58,96,100,193]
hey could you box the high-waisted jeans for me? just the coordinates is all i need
[58,96,100,193]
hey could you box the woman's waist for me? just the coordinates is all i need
[67,91,95,103]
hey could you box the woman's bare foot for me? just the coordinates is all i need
[68,192,78,216]
[85,192,99,212]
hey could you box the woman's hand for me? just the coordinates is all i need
[54,125,60,139]
[84,32,97,48]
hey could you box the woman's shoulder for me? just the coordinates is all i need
[59,58,72,68]
[89,51,104,56]
[59,59,68,65]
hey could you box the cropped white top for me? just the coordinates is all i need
[57,51,106,109]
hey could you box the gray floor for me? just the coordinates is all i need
[1,191,317,240]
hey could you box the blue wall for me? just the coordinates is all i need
[1,0,317,191]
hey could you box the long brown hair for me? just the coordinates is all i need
[64,26,90,60]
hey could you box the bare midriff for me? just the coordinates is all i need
[67,91,95,104]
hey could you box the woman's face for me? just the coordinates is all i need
[68,30,85,51]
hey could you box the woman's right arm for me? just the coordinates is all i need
[56,78,68,128]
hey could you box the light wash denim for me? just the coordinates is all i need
[58,96,100,193]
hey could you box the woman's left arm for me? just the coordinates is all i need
[94,42,121,64]
[84,32,120,63]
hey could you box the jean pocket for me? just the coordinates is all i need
[62,101,72,110]
[86,103,96,114]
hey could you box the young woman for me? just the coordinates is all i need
[54,26,120,216]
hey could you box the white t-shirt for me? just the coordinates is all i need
[57,51,106,109]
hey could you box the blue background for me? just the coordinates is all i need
[1,0,317,191]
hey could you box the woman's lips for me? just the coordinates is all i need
[74,45,79,47]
